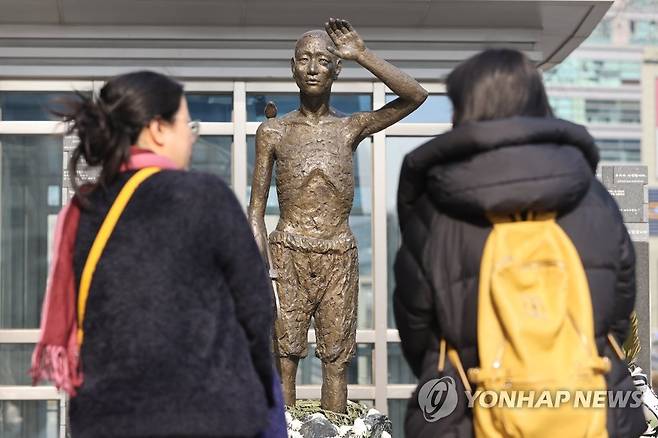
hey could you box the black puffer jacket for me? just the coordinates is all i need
[393,117,646,438]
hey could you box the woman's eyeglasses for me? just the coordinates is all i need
[188,120,201,137]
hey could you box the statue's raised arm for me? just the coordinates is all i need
[325,18,428,141]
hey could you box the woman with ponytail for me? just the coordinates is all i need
[30,71,285,437]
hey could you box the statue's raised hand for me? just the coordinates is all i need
[325,18,366,61]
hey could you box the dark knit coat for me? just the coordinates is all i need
[70,170,274,438]
[393,117,646,438]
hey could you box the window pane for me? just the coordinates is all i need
[549,97,641,125]
[0,92,82,121]
[0,344,46,386]
[388,399,411,438]
[247,137,373,329]
[353,140,373,329]
[186,94,232,122]
[331,94,372,114]
[247,93,297,122]
[190,136,232,185]
[585,100,640,124]
[544,58,641,87]
[586,18,613,44]
[386,137,433,328]
[296,343,373,385]
[247,93,371,121]
[1,135,63,328]
[388,343,417,384]
[549,97,585,124]
[630,19,658,45]
[385,94,452,123]
[1,400,60,438]
[596,139,641,162]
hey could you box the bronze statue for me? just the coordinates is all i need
[248,18,427,413]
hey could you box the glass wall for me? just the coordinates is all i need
[549,97,641,125]
[0,135,63,329]
[585,99,641,124]
[190,136,232,184]
[0,92,77,121]
[1,400,60,438]
[187,93,232,122]
[543,58,641,87]
[596,138,641,162]
[388,399,410,438]
[385,94,452,123]
[0,89,69,436]
[629,19,658,45]
[385,136,433,329]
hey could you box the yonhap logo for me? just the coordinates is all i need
[418,376,459,422]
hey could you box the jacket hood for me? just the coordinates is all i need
[397,117,599,224]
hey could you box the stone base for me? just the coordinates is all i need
[285,400,392,438]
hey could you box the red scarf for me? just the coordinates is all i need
[30,148,180,396]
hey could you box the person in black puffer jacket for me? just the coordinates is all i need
[393,49,647,438]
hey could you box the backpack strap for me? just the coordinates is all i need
[438,338,473,393]
[607,333,626,361]
[77,167,161,345]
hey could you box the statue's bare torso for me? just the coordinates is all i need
[264,110,360,240]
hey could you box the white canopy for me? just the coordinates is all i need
[0,0,612,79]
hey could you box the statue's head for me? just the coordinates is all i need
[291,30,342,96]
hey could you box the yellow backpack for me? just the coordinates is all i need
[441,211,615,438]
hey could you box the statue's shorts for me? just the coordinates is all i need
[268,230,358,366]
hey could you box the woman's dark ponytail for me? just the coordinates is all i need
[54,71,184,202]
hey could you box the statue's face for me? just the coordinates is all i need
[292,33,341,96]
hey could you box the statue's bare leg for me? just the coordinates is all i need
[315,246,358,413]
[321,361,348,413]
[280,356,300,407]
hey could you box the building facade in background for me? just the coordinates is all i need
[546,0,658,164]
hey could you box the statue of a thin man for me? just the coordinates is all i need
[248,18,427,413]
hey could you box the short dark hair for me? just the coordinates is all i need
[446,49,553,126]
[55,70,184,200]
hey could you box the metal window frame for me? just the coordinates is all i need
[0,81,94,92]
[0,79,449,422]
[0,122,66,134]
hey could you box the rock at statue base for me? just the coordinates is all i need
[299,413,339,437]
[285,400,393,437]
[363,409,392,437]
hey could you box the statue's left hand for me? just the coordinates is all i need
[325,18,366,61]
